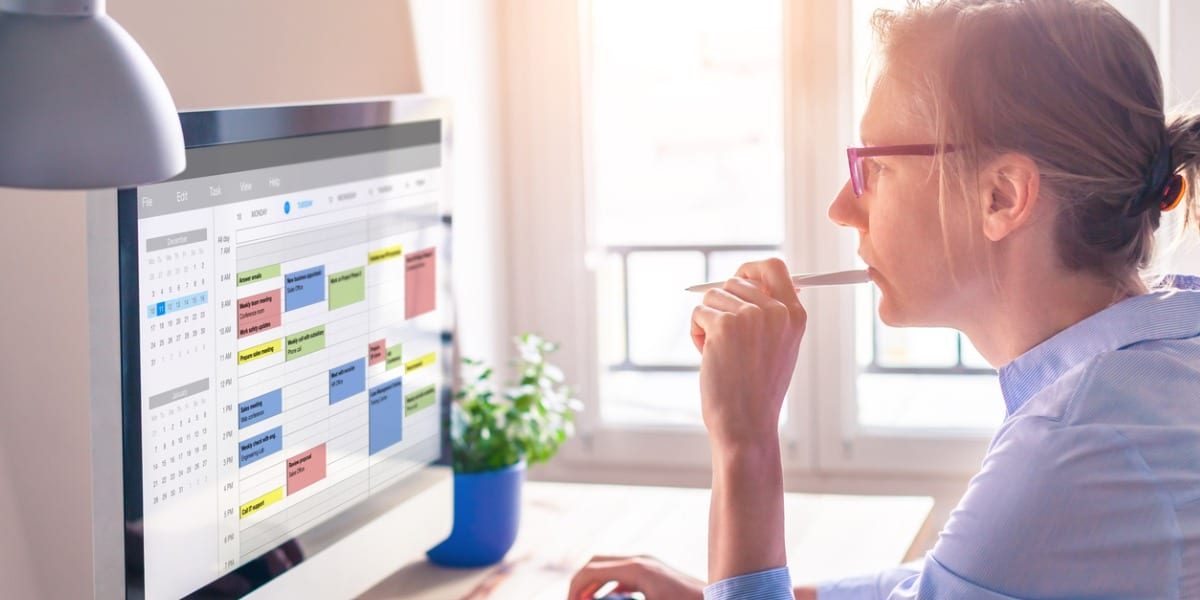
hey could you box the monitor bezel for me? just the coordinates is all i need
[117,96,454,599]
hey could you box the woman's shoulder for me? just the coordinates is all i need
[1013,338,1200,427]
[997,343,1200,506]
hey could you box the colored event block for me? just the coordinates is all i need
[240,486,284,519]
[285,265,325,311]
[239,426,283,468]
[285,325,326,361]
[405,384,437,416]
[237,264,281,287]
[404,351,436,374]
[237,289,282,338]
[238,339,282,365]
[286,444,327,495]
[329,358,366,404]
[385,343,404,371]
[238,389,282,429]
[368,377,404,454]
[368,339,386,366]
[328,267,365,310]
[368,244,403,264]
[405,248,436,319]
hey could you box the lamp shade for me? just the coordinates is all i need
[0,6,185,189]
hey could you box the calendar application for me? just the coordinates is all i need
[132,125,445,600]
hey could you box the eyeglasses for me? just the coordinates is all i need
[846,144,957,197]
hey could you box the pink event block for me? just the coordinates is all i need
[237,289,282,338]
[368,339,387,365]
[405,248,437,319]
[286,443,327,495]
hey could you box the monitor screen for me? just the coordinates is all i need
[118,98,451,599]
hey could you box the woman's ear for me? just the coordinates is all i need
[980,153,1040,242]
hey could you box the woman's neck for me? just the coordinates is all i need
[960,270,1145,368]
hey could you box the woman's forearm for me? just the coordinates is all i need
[708,439,788,583]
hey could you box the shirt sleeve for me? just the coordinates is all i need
[703,566,794,600]
[817,560,923,599]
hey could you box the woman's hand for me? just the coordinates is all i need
[690,258,806,450]
[567,555,704,600]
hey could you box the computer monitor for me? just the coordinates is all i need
[116,97,453,599]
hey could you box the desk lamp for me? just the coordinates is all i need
[0,0,184,189]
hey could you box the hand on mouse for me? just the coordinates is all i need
[567,555,703,600]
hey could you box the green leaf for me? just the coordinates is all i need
[449,334,582,473]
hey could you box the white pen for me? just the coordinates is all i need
[685,268,871,293]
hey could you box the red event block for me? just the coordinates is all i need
[286,443,326,495]
[405,248,437,319]
[237,289,282,338]
[368,339,387,366]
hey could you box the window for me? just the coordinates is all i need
[587,0,785,427]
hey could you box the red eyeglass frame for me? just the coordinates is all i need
[847,144,957,197]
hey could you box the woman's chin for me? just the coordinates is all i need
[876,301,904,326]
[876,296,920,327]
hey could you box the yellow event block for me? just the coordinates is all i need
[368,244,403,264]
[238,339,283,364]
[404,352,437,373]
[240,487,284,519]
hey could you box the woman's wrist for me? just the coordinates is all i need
[710,434,783,471]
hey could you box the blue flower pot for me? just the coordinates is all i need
[426,461,525,568]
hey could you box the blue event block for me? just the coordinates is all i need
[284,266,325,311]
[239,426,283,468]
[368,376,404,454]
[238,389,283,429]
[329,358,367,405]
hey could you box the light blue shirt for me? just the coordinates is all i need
[704,275,1200,600]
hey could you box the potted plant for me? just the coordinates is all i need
[426,333,582,567]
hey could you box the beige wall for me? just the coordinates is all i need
[0,2,420,597]
[0,431,38,599]
[110,0,420,111]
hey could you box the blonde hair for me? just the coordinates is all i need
[872,0,1199,293]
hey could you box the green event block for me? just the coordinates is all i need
[386,343,404,371]
[405,384,437,415]
[328,267,366,310]
[285,325,326,361]
[237,264,281,286]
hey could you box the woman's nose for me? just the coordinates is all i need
[828,178,865,231]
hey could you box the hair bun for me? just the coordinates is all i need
[1125,143,1174,217]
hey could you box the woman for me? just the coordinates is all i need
[569,0,1200,598]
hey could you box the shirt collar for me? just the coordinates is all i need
[998,275,1200,416]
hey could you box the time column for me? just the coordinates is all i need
[212,189,242,575]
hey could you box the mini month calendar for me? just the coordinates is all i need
[142,229,214,507]
[145,242,209,367]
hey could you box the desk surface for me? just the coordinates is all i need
[359,481,933,600]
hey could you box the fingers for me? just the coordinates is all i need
[690,314,706,354]
[568,557,646,600]
[691,283,775,352]
[735,258,799,306]
[691,260,804,355]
